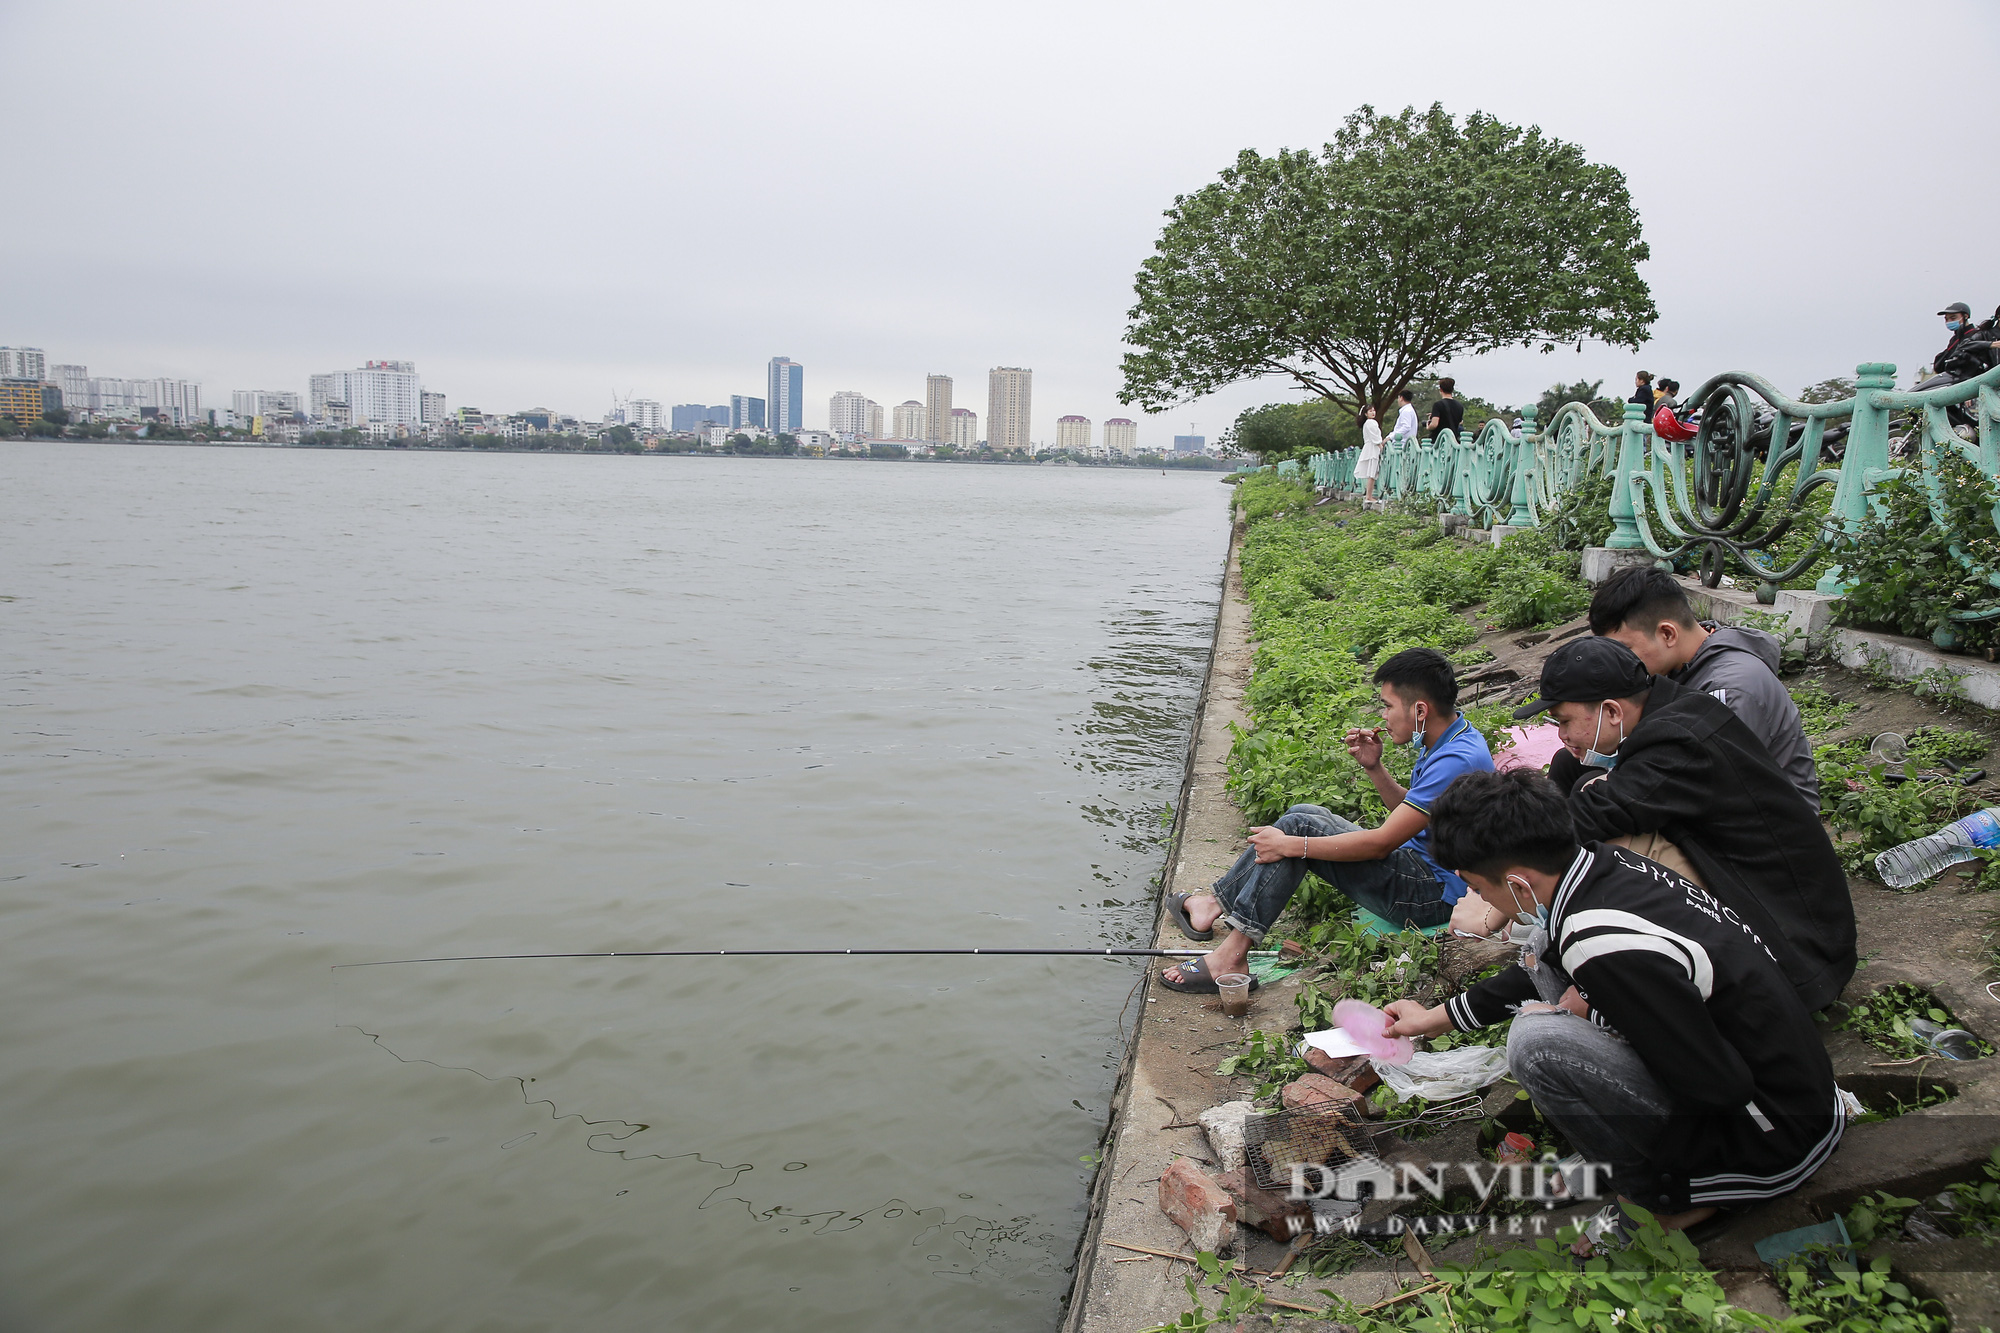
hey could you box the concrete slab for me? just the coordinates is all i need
[1580,546,1660,585]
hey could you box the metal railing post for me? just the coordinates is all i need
[1815,361,1897,595]
[1604,402,1648,549]
[1507,408,1536,526]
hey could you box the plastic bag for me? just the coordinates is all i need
[1372,1045,1510,1101]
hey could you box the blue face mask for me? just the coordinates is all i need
[1949,320,1966,332]
[1408,707,1430,757]
[1583,703,1624,769]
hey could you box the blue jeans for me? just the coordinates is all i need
[1208,804,1451,944]
[1507,1011,1674,1203]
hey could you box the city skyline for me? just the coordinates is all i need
[6,3,1986,454]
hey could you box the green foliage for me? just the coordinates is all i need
[1488,562,1592,630]
[1537,378,1627,427]
[1222,504,1583,828]
[1213,1027,1308,1098]
[1907,725,1988,769]
[1832,981,1992,1059]
[1120,104,1654,419]
[1844,1190,1920,1244]
[1944,1144,2000,1240]
[1787,682,1857,737]
[1351,1207,1768,1331]
[1836,447,2000,653]
[1773,1251,1948,1333]
[1140,1251,1266,1333]
[1226,399,1363,464]
[1233,471,1316,523]
[1544,470,1617,550]
[1815,743,1980,880]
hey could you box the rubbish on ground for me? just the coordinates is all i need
[1753,1216,1852,1268]
[1299,1027,1367,1060]
[1373,1045,1510,1100]
[1494,1131,1537,1164]
[1874,807,2000,887]
[1334,998,1414,1065]
[1198,1100,1255,1174]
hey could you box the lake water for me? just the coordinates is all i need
[0,443,1230,1332]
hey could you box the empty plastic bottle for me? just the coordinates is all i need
[1874,808,2000,888]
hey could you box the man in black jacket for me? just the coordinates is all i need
[1383,769,1843,1230]
[1515,636,1855,1012]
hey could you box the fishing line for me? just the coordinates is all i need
[335,946,1286,969]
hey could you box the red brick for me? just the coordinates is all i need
[1158,1157,1237,1254]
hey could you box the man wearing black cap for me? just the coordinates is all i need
[1512,636,1855,1013]
[1925,302,1984,389]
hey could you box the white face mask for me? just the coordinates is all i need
[1583,703,1624,769]
[1504,873,1548,928]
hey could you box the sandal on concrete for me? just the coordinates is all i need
[1158,957,1262,995]
[1166,892,1216,942]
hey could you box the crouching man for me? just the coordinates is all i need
[1382,768,1843,1233]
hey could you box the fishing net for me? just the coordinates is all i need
[1242,1097,1373,1193]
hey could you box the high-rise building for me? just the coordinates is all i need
[923,374,952,443]
[986,366,1032,453]
[1103,418,1139,456]
[627,399,664,431]
[308,360,423,427]
[1,348,46,380]
[730,394,766,430]
[671,404,731,432]
[421,391,447,426]
[50,365,89,411]
[868,402,884,439]
[890,400,924,440]
[132,379,202,423]
[1173,434,1206,454]
[1056,415,1091,453]
[233,389,302,418]
[0,379,44,422]
[829,390,872,437]
[950,407,978,450]
[767,357,803,433]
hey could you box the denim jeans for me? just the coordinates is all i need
[1507,1009,1675,1202]
[1208,804,1451,944]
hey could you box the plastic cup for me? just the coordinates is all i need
[1216,973,1252,1018]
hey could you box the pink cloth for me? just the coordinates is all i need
[1494,723,1564,772]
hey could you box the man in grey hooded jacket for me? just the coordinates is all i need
[1588,567,1818,811]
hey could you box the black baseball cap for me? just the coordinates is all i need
[1940,302,1972,317]
[1513,637,1652,719]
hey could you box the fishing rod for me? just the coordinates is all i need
[336,946,1284,970]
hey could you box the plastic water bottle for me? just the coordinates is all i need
[1875,808,2000,888]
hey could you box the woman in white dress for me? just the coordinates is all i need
[1355,405,1384,500]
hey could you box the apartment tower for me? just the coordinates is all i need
[923,374,952,444]
[767,357,803,433]
[1103,418,1138,456]
[1056,415,1091,453]
[986,366,1031,454]
[950,407,978,450]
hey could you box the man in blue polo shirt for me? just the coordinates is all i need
[1162,647,1496,993]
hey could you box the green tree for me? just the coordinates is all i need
[1536,378,1624,425]
[1120,104,1655,421]
[1224,399,1361,463]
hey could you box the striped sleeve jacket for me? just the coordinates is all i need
[1444,844,1842,1211]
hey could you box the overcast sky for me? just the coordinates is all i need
[6,0,1995,440]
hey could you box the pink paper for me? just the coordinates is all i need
[1333,998,1414,1065]
[1495,723,1564,773]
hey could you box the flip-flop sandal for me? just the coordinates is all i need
[1157,957,1263,995]
[1165,892,1216,942]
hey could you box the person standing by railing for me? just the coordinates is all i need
[1355,405,1384,500]
[1388,388,1419,448]
[1628,371,1655,415]
[1426,377,1465,441]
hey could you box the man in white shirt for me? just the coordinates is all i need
[1388,389,1419,446]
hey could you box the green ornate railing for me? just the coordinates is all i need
[1301,361,2000,608]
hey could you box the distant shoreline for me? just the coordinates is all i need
[10,436,1236,470]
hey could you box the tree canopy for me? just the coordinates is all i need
[1225,376,1512,464]
[1120,104,1655,420]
